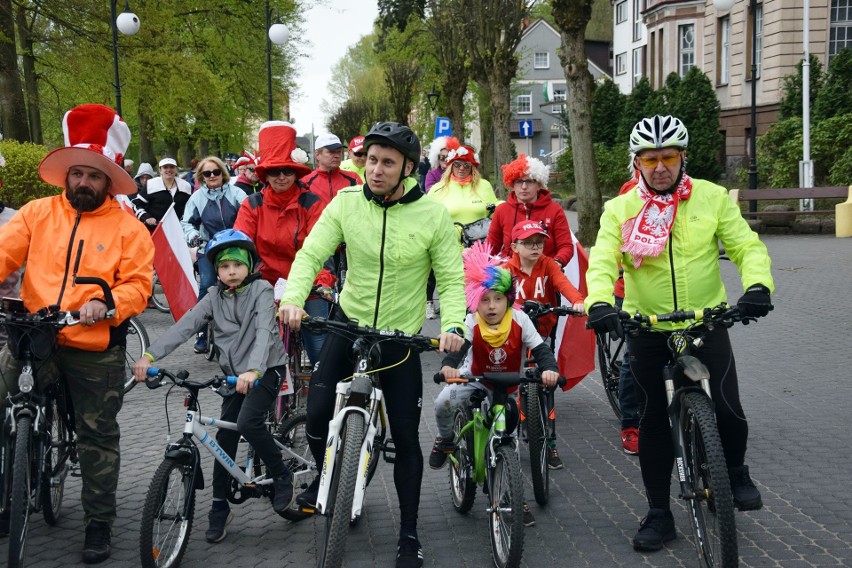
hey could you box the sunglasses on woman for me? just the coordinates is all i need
[201,168,222,178]
[266,168,296,178]
[452,161,472,169]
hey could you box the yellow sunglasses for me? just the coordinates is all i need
[636,152,682,168]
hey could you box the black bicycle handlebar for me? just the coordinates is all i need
[144,367,239,392]
[618,303,773,331]
[520,300,583,321]
[301,316,440,352]
[433,367,567,389]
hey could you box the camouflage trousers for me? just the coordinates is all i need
[0,344,125,528]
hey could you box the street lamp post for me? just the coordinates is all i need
[266,1,289,121]
[747,0,758,212]
[110,0,140,116]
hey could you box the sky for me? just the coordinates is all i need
[289,0,379,137]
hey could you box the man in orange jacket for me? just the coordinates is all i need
[0,104,153,564]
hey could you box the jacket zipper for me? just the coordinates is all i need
[373,208,388,327]
[668,233,678,310]
[55,212,83,307]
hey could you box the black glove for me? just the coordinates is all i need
[587,302,623,338]
[188,236,204,249]
[737,284,772,318]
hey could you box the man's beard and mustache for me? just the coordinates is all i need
[66,184,108,211]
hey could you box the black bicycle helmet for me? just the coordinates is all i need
[205,229,259,270]
[363,122,421,164]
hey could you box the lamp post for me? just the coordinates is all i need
[110,0,140,117]
[266,0,289,121]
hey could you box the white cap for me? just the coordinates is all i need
[158,157,177,168]
[315,133,345,151]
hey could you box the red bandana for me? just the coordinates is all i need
[621,173,692,268]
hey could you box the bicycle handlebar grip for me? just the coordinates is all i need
[145,367,163,389]
[446,378,469,384]
[433,373,445,384]
[73,276,116,316]
[225,376,259,388]
[557,376,567,388]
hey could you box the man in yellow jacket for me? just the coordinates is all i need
[0,104,153,564]
[585,115,774,554]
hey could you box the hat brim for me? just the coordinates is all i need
[256,162,313,182]
[320,143,346,151]
[39,147,137,195]
[513,229,550,241]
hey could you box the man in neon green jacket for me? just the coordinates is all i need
[280,122,464,568]
[585,115,774,554]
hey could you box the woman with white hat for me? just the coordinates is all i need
[132,157,192,232]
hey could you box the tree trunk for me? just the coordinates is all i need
[179,139,195,168]
[137,103,155,164]
[488,76,513,199]
[0,0,30,142]
[441,78,466,144]
[199,139,210,157]
[475,79,494,184]
[15,4,41,144]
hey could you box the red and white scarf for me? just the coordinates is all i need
[621,173,692,268]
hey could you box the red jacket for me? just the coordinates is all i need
[486,188,574,265]
[504,252,583,338]
[301,168,362,205]
[234,184,332,287]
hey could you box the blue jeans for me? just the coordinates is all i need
[196,254,217,334]
[614,295,640,429]
[302,298,329,365]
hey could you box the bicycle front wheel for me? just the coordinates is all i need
[139,458,197,568]
[524,384,549,505]
[41,395,70,525]
[449,407,476,514]
[123,316,150,394]
[275,413,316,522]
[151,272,171,313]
[488,444,525,568]
[8,415,34,568]
[596,332,623,420]
[317,412,364,568]
[681,392,738,568]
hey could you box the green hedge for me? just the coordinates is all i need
[0,141,60,209]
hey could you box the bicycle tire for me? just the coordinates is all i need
[681,392,738,568]
[317,412,364,568]
[524,384,549,506]
[488,444,525,568]
[139,458,197,568]
[596,333,623,420]
[151,272,171,314]
[275,413,316,522]
[123,316,150,394]
[205,322,218,362]
[8,415,33,568]
[41,396,69,525]
[449,407,476,514]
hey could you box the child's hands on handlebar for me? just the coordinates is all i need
[440,365,461,380]
[234,371,258,394]
[540,369,559,388]
[132,354,154,382]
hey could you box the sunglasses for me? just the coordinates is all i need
[452,161,472,169]
[513,178,536,186]
[266,168,296,178]
[246,167,255,172]
[636,152,681,168]
[352,152,365,157]
[201,169,222,178]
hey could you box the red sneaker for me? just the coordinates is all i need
[621,427,639,455]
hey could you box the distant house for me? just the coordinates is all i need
[510,18,612,161]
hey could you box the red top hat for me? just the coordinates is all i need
[444,137,480,168]
[255,121,312,182]
[38,104,136,195]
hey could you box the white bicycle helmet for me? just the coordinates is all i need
[629,115,689,153]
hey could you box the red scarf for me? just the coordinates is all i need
[621,173,692,268]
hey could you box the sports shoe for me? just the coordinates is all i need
[425,301,436,320]
[729,465,763,511]
[428,437,455,469]
[522,503,536,527]
[396,535,424,568]
[193,332,209,354]
[296,476,321,509]
[547,446,564,470]
[205,507,233,543]
[621,426,639,455]
[82,520,111,564]
[632,508,676,551]
[272,473,295,514]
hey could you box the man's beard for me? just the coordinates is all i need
[66,185,107,211]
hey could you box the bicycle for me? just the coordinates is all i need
[137,367,317,568]
[434,367,565,568]
[1,275,114,568]
[615,303,767,568]
[595,327,625,419]
[150,270,171,314]
[122,315,150,394]
[298,316,438,568]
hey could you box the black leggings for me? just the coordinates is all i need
[305,309,424,532]
[628,326,749,510]
[212,366,288,500]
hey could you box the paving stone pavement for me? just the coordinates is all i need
[2,233,850,567]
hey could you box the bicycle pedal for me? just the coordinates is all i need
[70,466,82,478]
[382,438,396,464]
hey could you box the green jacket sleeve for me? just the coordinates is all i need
[714,188,775,293]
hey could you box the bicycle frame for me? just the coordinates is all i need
[451,389,514,484]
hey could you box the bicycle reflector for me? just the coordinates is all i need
[18,368,35,393]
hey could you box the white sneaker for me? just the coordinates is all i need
[433,299,440,316]
[425,301,436,320]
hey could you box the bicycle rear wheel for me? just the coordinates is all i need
[275,413,316,522]
[681,392,738,568]
[139,458,197,568]
[524,384,549,505]
[41,394,70,525]
[595,332,623,419]
[151,272,171,313]
[488,444,525,568]
[317,412,364,568]
[8,415,33,568]
[123,316,150,394]
[449,407,476,514]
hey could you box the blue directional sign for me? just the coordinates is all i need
[519,120,534,138]
[434,117,452,138]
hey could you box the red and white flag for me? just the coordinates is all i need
[115,194,136,216]
[553,230,596,391]
[151,205,199,321]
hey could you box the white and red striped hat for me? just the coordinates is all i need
[39,104,136,195]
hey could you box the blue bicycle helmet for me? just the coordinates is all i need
[205,229,259,270]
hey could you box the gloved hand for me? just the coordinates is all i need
[188,236,204,249]
[737,284,772,318]
[587,302,623,338]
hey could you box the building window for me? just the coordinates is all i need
[718,16,730,84]
[830,0,852,61]
[746,4,763,80]
[616,52,627,75]
[633,47,643,86]
[534,52,549,69]
[551,88,566,114]
[616,1,627,24]
[679,24,695,77]
[633,0,644,41]
[515,92,532,114]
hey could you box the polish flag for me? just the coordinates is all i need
[151,205,199,321]
[115,194,136,216]
[553,230,596,390]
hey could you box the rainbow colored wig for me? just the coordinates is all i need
[462,241,516,312]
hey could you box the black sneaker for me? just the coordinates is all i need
[396,535,424,568]
[632,508,676,551]
[272,473,295,514]
[428,437,455,469]
[82,520,111,564]
[522,503,536,527]
[547,446,564,470]
[205,507,233,543]
[193,332,209,354]
[296,476,320,509]
[730,465,763,511]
